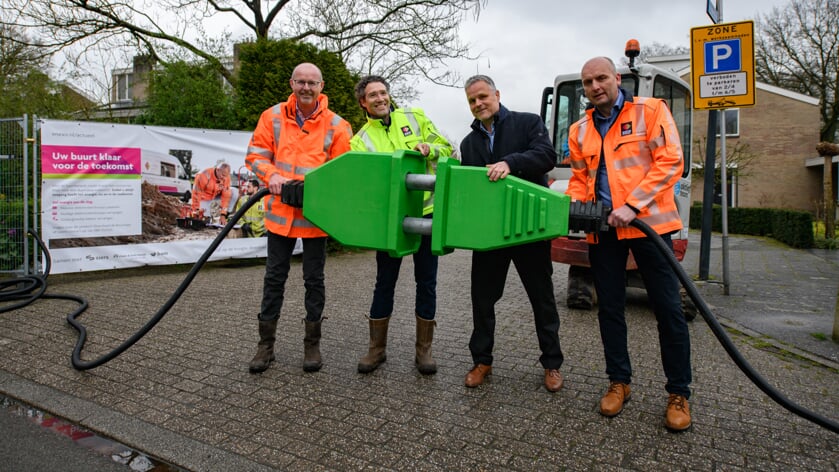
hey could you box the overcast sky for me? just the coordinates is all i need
[411,0,790,144]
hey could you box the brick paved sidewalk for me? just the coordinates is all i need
[1,246,837,471]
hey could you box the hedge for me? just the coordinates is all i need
[688,203,814,248]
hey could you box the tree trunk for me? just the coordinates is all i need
[825,155,835,240]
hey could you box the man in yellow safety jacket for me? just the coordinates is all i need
[245,62,353,374]
[350,75,452,376]
[233,178,266,237]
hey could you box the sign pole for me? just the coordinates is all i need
[698,110,717,280]
[717,0,731,295]
[720,111,730,294]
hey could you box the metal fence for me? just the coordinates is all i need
[0,115,35,275]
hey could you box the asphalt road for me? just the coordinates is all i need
[0,398,165,472]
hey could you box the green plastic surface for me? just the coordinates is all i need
[431,157,570,255]
[303,149,426,257]
[303,152,571,257]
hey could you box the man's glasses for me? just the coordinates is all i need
[293,79,322,88]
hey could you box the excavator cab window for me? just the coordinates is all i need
[551,75,638,167]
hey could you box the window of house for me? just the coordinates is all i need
[715,109,739,137]
[114,72,133,102]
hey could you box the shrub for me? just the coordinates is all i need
[689,203,814,248]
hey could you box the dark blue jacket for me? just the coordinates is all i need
[459,104,557,187]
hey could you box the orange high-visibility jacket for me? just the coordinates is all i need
[245,93,352,238]
[566,95,683,242]
[191,167,232,214]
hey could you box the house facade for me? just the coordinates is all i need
[646,55,832,216]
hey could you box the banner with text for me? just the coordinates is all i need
[40,119,266,274]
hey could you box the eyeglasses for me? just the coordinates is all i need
[293,79,322,88]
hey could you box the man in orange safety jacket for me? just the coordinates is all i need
[191,162,238,225]
[245,62,353,375]
[565,56,692,432]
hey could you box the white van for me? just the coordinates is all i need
[141,149,192,202]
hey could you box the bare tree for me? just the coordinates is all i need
[755,0,839,142]
[0,0,485,99]
[816,142,838,239]
[692,136,758,183]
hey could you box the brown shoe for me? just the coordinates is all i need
[600,382,631,417]
[664,394,692,431]
[544,369,564,392]
[464,364,492,388]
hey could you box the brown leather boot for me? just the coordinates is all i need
[303,319,323,373]
[358,317,389,373]
[249,319,277,373]
[415,316,437,375]
[600,382,631,417]
[664,394,692,431]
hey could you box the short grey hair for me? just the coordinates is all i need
[464,74,496,91]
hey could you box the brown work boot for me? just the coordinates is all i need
[544,369,564,392]
[664,394,692,431]
[302,319,323,373]
[415,316,437,375]
[358,317,390,373]
[464,364,492,388]
[600,382,631,417]
[249,319,277,373]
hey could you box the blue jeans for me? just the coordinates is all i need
[259,233,326,322]
[369,233,438,320]
[588,228,692,398]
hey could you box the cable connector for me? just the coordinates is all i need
[281,180,305,208]
[567,201,610,233]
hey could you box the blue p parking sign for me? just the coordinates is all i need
[691,21,754,109]
[704,40,741,74]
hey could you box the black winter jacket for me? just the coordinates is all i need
[459,104,557,187]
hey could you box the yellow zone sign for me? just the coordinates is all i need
[690,21,755,110]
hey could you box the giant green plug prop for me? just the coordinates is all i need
[302,150,571,257]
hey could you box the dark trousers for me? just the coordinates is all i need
[588,229,692,398]
[369,233,438,320]
[259,232,326,322]
[469,240,564,369]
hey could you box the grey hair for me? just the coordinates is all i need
[464,74,496,91]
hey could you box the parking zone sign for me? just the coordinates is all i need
[690,20,755,110]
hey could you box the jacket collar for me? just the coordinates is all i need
[364,104,397,128]
[470,103,509,133]
[284,93,330,120]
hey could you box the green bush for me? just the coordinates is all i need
[0,199,27,271]
[689,203,814,248]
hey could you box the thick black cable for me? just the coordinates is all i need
[0,188,269,370]
[630,218,839,434]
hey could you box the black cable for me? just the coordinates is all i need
[0,188,270,371]
[630,218,839,434]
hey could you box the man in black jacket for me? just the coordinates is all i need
[459,75,565,392]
